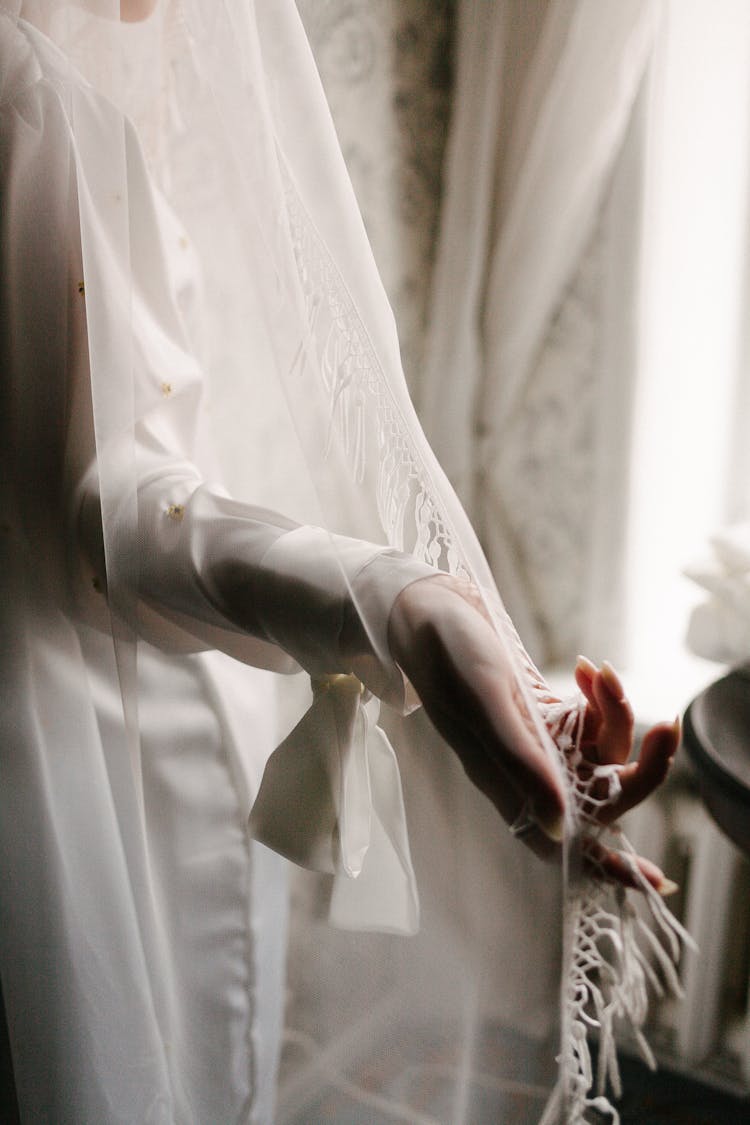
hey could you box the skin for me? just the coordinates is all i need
[388,574,679,894]
[119,0,158,20]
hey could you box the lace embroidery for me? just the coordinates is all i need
[283,168,467,578]
[282,166,691,1124]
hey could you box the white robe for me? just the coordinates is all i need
[0,13,430,1121]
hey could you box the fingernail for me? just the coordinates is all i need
[538,810,565,843]
[637,856,663,885]
[672,715,682,740]
[601,660,625,700]
[658,877,679,897]
[575,654,597,676]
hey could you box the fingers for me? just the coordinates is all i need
[583,839,678,896]
[497,688,566,838]
[456,743,560,861]
[574,655,679,821]
[573,656,602,749]
[575,656,634,764]
[591,661,634,765]
[392,576,677,886]
[396,588,568,843]
[600,718,680,824]
[423,702,521,825]
[439,662,567,843]
[574,654,598,708]
[525,656,680,893]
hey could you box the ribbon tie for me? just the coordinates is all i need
[249,674,419,935]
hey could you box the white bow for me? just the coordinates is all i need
[249,674,419,935]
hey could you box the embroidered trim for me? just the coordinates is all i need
[282,167,468,578]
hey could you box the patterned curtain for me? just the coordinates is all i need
[297,0,454,393]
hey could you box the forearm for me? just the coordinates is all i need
[76,462,434,695]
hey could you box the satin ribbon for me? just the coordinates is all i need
[249,674,419,935]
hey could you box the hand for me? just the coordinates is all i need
[388,574,566,839]
[388,575,679,893]
[573,654,679,893]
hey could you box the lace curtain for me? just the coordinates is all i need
[298,0,656,676]
[326,0,750,716]
[297,0,454,396]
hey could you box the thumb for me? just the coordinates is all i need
[477,693,567,842]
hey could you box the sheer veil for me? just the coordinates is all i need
[0,1,689,1121]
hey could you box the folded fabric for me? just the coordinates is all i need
[248,673,419,935]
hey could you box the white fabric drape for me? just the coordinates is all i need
[421,0,659,668]
[421,0,750,715]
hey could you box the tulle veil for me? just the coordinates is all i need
[0,2,689,1121]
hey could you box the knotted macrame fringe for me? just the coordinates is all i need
[542,695,695,1125]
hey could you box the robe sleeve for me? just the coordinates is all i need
[0,24,433,702]
[78,470,433,702]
